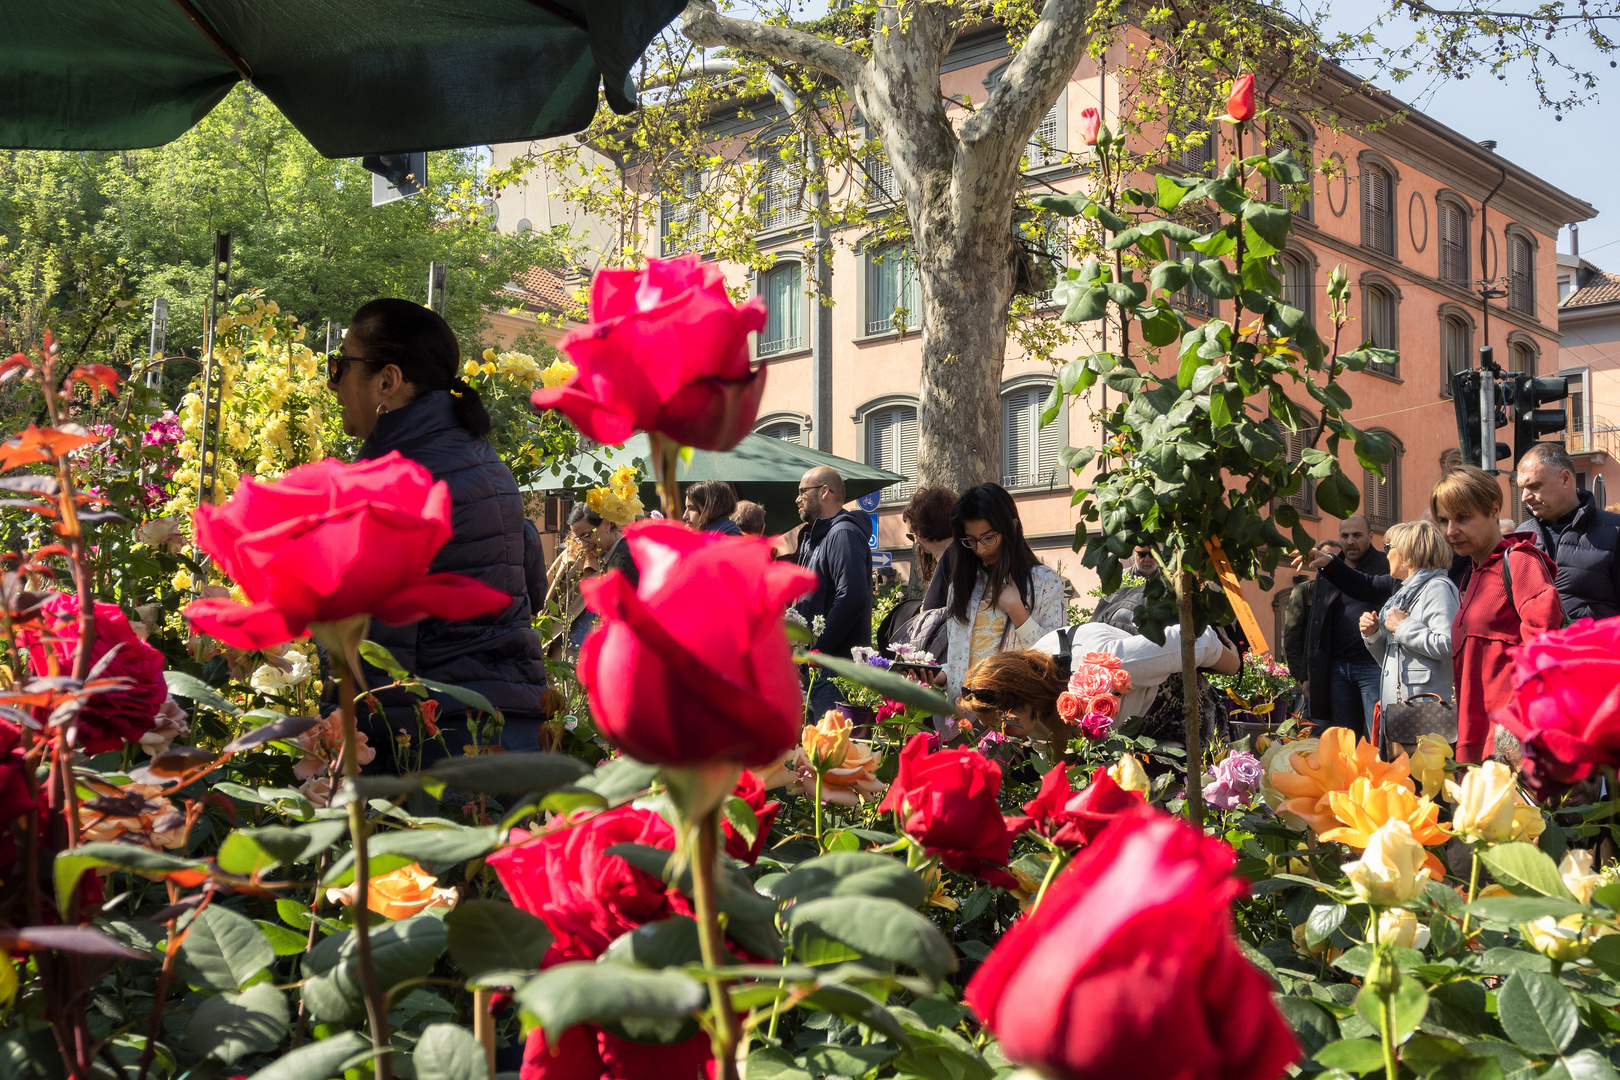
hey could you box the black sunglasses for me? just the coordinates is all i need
[962,686,1022,710]
[324,350,381,386]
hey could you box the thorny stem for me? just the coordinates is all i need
[1176,569,1203,825]
[692,806,742,1080]
[136,890,216,1080]
[339,661,393,1080]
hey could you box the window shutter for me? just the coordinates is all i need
[1364,167,1391,254]
[1510,237,1534,315]
[1364,465,1388,528]
[898,408,918,482]
[1439,204,1467,284]
[759,420,802,444]
[868,406,918,501]
[759,264,802,356]
[1283,421,1316,514]
[1027,105,1060,168]
[1003,391,1032,487]
[1036,392,1061,485]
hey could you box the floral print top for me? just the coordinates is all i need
[943,563,1066,701]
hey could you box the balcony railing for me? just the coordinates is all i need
[757,331,805,357]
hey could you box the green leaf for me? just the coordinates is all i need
[1277,997,1338,1061]
[358,640,411,681]
[799,985,910,1043]
[1137,304,1182,347]
[177,905,275,992]
[579,756,661,805]
[1188,226,1238,258]
[516,963,706,1044]
[1479,842,1574,899]
[1399,1034,1470,1075]
[1062,285,1109,324]
[745,1048,812,1080]
[413,1024,488,1080]
[1150,260,1190,295]
[1306,902,1346,947]
[1235,420,1285,461]
[1543,1050,1620,1080]
[766,852,927,908]
[245,1031,369,1080]
[1268,148,1309,185]
[1038,382,1064,429]
[186,983,289,1064]
[1495,970,1578,1055]
[1315,471,1361,519]
[787,895,956,982]
[255,920,309,956]
[415,677,502,719]
[1464,896,1585,924]
[603,916,704,969]
[1155,173,1200,211]
[804,653,950,713]
[1243,200,1292,252]
[164,670,241,716]
[445,900,554,978]
[1030,192,1092,217]
[423,752,590,797]
[55,844,205,917]
[1355,976,1428,1046]
[1192,260,1238,299]
[1313,1038,1385,1073]
[303,916,449,1023]
[802,1044,899,1078]
[1105,281,1147,308]
[322,827,498,887]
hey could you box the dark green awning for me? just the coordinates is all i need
[0,0,685,155]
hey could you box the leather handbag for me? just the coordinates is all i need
[1381,691,1458,749]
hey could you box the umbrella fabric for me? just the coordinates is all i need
[528,433,907,535]
[0,0,686,155]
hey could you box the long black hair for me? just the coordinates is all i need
[347,298,492,438]
[947,483,1040,624]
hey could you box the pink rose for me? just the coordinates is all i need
[531,256,769,451]
[1079,107,1102,146]
[1079,712,1114,740]
[1495,618,1620,797]
[1080,652,1121,669]
[1068,665,1114,699]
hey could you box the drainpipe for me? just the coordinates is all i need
[1475,140,1508,352]
[647,57,833,451]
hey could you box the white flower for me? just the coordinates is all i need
[250,650,312,694]
[1343,819,1430,906]
[1561,850,1603,905]
[139,698,190,757]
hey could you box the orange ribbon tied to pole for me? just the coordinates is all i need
[1204,537,1269,655]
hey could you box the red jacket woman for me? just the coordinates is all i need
[1434,467,1564,763]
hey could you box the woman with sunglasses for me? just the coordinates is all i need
[940,483,1065,703]
[328,299,548,761]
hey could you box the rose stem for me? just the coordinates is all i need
[1030,848,1072,913]
[1460,849,1481,939]
[339,659,392,1080]
[813,771,824,850]
[693,805,742,1080]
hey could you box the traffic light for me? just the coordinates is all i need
[1509,373,1570,465]
[1450,367,1511,471]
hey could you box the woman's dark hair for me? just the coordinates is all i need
[685,480,738,529]
[948,483,1040,624]
[347,298,492,438]
[902,484,957,587]
[566,503,601,528]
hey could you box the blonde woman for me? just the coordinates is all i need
[1356,520,1460,713]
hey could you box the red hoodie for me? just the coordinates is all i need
[1453,534,1563,762]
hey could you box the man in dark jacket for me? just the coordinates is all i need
[1280,572,1317,684]
[1515,442,1620,621]
[794,466,873,715]
[1304,517,1389,736]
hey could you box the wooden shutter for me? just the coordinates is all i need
[869,406,917,501]
[1027,105,1060,167]
[760,420,802,444]
[1003,390,1032,487]
[1036,390,1061,485]
[1439,203,1467,284]
[1363,167,1391,254]
[1283,421,1316,514]
[1510,236,1534,315]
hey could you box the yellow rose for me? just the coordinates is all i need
[1321,777,1449,879]
[329,862,457,920]
[171,569,193,592]
[540,357,577,389]
[482,347,498,362]
[817,739,886,805]
[802,710,852,773]
[1107,754,1150,795]
[1526,915,1589,962]
[1410,734,1453,798]
[1342,818,1430,906]
[1271,727,1414,835]
[1445,761,1518,843]
[1511,790,1546,844]
[1561,849,1602,905]
[609,465,640,498]
[585,485,643,527]
[1378,908,1428,950]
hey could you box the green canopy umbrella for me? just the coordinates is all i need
[527,434,907,535]
[0,0,685,154]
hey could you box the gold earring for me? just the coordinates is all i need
[376,402,388,417]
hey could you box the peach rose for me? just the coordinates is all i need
[1068,666,1114,699]
[327,862,457,920]
[1056,692,1086,723]
[1110,668,1133,695]
[1080,652,1121,669]
[1086,694,1120,719]
[79,783,188,850]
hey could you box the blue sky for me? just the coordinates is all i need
[1319,1,1615,265]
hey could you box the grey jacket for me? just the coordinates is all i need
[1360,570,1459,709]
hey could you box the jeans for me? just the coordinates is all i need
[1328,658,1383,739]
[805,668,842,721]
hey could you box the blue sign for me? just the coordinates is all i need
[868,513,879,549]
[872,551,893,568]
[856,491,882,512]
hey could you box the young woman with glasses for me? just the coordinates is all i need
[939,483,1065,703]
[326,299,548,761]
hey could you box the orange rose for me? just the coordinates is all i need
[1320,777,1450,879]
[329,862,457,920]
[817,740,887,806]
[1110,668,1133,694]
[1085,694,1120,719]
[1080,652,1121,669]
[1270,727,1413,834]
[802,710,852,772]
[1056,693,1085,723]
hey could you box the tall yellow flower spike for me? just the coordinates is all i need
[1321,776,1450,879]
[1269,726,1414,834]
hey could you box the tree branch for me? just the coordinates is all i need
[681,0,865,88]
[960,0,1095,153]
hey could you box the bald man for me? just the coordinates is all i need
[793,467,873,715]
[1301,514,1389,737]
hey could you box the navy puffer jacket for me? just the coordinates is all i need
[356,390,547,729]
[1517,489,1620,622]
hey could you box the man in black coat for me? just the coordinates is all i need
[1303,516,1389,737]
[1515,442,1620,621]
[794,466,873,716]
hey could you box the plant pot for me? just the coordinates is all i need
[834,702,875,739]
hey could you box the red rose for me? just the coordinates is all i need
[1079,107,1102,147]
[1227,73,1256,122]
[965,812,1298,1080]
[532,256,769,451]
[723,769,780,865]
[1056,692,1085,723]
[578,521,817,767]
[1495,618,1620,798]
[18,593,166,753]
[1016,765,1144,851]
[184,453,511,650]
[878,733,1024,887]
[520,1018,711,1080]
[488,806,682,965]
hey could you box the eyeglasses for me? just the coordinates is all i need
[324,350,380,387]
[905,531,916,542]
[962,686,1021,709]
[796,484,827,497]
[961,531,1000,550]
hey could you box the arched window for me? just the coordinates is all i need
[1438,197,1470,285]
[659,169,704,258]
[1508,339,1536,375]
[1266,120,1313,221]
[757,261,804,356]
[865,243,920,335]
[861,401,918,502]
[1441,311,1473,396]
[757,127,807,232]
[1279,250,1313,324]
[1361,162,1395,255]
[1508,231,1535,316]
[1362,279,1399,377]
[756,416,805,444]
[1001,382,1062,490]
[1363,430,1402,532]
[1280,410,1320,516]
